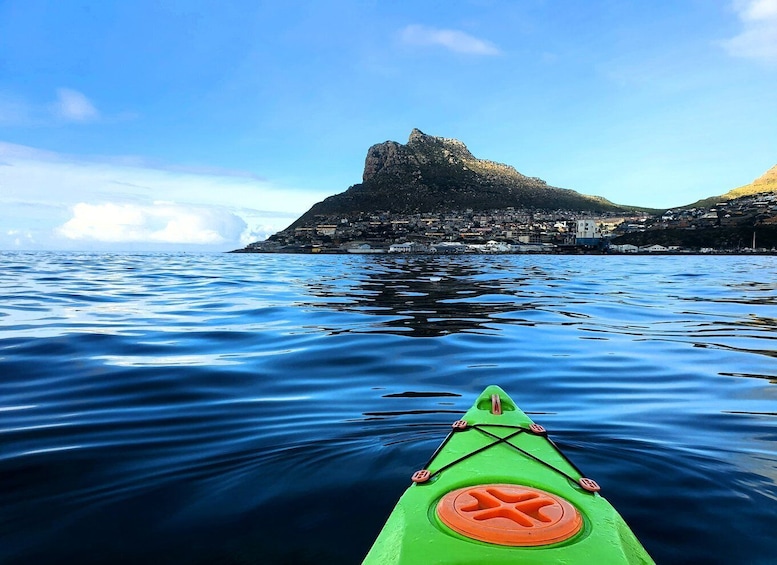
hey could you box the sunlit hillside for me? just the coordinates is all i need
[725,164,777,199]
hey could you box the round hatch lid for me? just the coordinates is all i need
[436,484,583,546]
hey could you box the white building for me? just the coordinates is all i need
[575,220,602,245]
[316,225,337,236]
[389,242,428,253]
[482,240,512,253]
[610,244,639,253]
[431,242,466,254]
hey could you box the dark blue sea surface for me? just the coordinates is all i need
[1,252,776,564]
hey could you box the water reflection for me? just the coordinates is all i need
[381,391,461,399]
[300,256,553,336]
[297,256,777,371]
[719,372,777,384]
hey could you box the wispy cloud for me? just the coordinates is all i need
[723,0,777,62]
[53,88,100,122]
[399,24,501,55]
[0,88,101,125]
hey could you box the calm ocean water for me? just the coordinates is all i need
[1,251,776,564]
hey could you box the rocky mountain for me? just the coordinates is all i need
[285,129,638,230]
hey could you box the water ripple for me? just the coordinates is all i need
[0,252,776,563]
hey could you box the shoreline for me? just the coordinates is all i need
[230,248,777,256]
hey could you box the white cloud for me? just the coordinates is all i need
[0,88,102,125]
[53,88,100,122]
[6,229,35,247]
[738,0,777,20]
[0,142,327,250]
[399,24,501,55]
[724,0,777,61]
[57,202,244,244]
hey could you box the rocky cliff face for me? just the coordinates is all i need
[287,129,630,229]
[362,140,420,181]
[363,128,527,182]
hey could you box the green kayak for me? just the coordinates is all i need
[363,385,654,564]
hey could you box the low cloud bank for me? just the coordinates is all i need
[0,141,325,251]
[57,202,247,245]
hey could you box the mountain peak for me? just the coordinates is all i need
[287,129,628,230]
[407,128,473,158]
[363,129,482,183]
[408,127,427,143]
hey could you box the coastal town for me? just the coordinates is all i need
[233,128,777,256]
[240,191,777,254]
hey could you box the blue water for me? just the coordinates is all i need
[1,252,776,564]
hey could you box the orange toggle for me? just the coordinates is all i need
[491,394,502,415]
[530,423,547,435]
[437,484,582,546]
[579,478,601,492]
[452,420,468,430]
[412,470,431,483]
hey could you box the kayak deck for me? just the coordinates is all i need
[363,385,654,564]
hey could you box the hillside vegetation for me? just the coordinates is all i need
[725,165,777,199]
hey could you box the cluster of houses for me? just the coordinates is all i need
[344,240,557,254]
[657,193,777,229]
[244,194,777,254]
[362,242,717,255]
[262,208,649,252]
[610,244,715,254]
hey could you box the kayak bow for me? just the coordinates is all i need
[363,385,654,564]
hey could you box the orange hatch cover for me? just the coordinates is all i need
[436,484,583,546]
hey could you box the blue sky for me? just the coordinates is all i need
[1,0,776,251]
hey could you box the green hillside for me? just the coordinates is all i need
[725,165,777,199]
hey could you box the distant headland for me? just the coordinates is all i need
[233,130,777,254]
